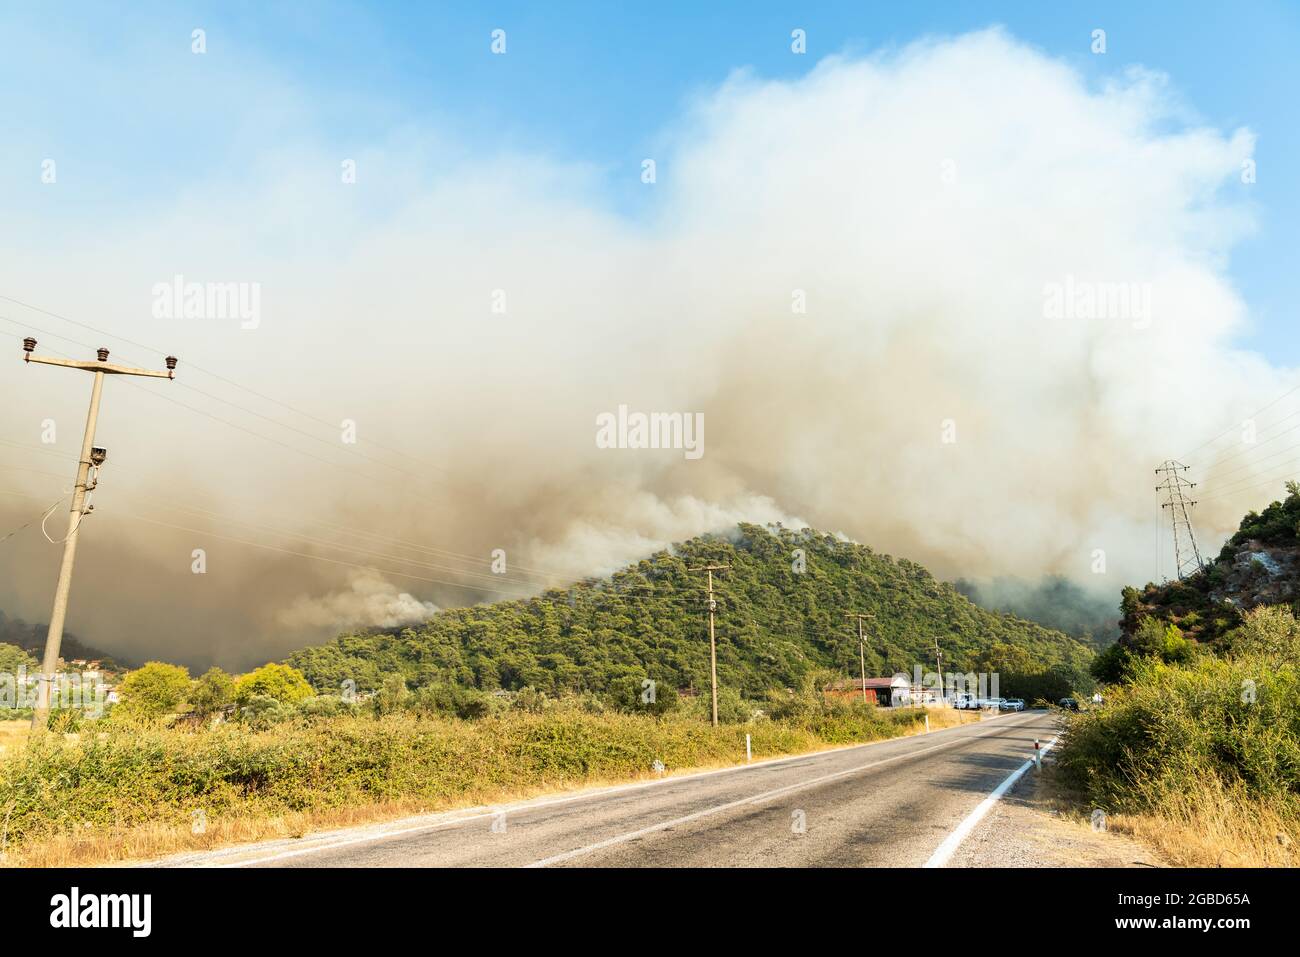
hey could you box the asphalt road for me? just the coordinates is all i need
[165,709,1058,868]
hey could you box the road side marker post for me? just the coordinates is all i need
[746,734,752,763]
[1033,739,1041,771]
[925,714,930,733]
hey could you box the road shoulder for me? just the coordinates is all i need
[946,757,1165,868]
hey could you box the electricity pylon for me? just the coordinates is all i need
[1155,459,1204,580]
[21,339,176,728]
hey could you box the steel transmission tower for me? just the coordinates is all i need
[1155,459,1204,580]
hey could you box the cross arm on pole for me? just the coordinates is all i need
[25,353,175,379]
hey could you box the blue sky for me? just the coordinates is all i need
[3,2,1298,659]
[2,0,1297,359]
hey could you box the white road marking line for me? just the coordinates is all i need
[183,710,1027,868]
[524,714,1043,868]
[922,735,1059,868]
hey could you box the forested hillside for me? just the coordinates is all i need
[1117,482,1300,647]
[0,610,127,671]
[288,524,1092,700]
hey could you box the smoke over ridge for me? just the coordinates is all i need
[0,29,1288,669]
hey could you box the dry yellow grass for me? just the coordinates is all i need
[1103,780,1300,868]
[5,707,983,868]
[1043,762,1298,868]
[924,707,983,731]
[0,720,29,755]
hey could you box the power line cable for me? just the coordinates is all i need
[0,295,448,473]
[1188,409,1300,472]
[1,321,414,489]
[0,496,64,545]
[1180,378,1300,462]
[1201,437,1300,485]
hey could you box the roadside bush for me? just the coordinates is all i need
[407,682,500,720]
[236,694,297,730]
[296,695,356,719]
[511,686,551,714]
[678,685,754,723]
[373,674,410,716]
[0,704,944,856]
[1227,605,1300,663]
[1055,654,1300,809]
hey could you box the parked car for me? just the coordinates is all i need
[1002,698,1025,712]
[1058,697,1079,711]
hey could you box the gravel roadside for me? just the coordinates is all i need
[947,756,1164,868]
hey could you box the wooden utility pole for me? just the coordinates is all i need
[690,564,730,726]
[844,613,874,704]
[21,340,176,728]
[933,637,945,706]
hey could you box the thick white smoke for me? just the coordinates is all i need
[0,28,1286,668]
[275,571,439,631]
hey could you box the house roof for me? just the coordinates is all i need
[830,677,910,691]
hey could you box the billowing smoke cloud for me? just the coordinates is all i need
[275,571,439,632]
[954,576,1122,646]
[0,28,1289,670]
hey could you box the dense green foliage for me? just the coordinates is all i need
[115,662,192,719]
[1216,480,1300,563]
[108,662,311,726]
[232,662,314,706]
[1058,634,1300,814]
[0,701,939,852]
[287,524,1092,702]
[1091,617,1193,683]
[0,641,35,674]
[188,667,235,717]
[1059,600,1300,863]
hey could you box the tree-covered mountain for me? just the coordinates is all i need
[0,610,129,672]
[287,524,1093,701]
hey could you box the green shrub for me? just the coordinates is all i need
[116,662,191,719]
[296,695,356,719]
[1228,605,1300,662]
[0,642,36,674]
[233,663,314,706]
[189,667,234,717]
[407,683,501,720]
[1055,654,1300,813]
[236,694,296,730]
[0,706,938,850]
